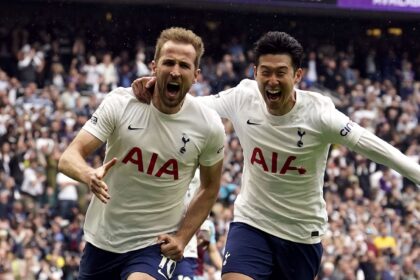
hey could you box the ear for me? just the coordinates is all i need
[294,68,303,84]
[151,60,157,76]
[194,68,201,83]
[253,65,257,80]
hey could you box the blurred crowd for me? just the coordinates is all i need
[0,13,419,280]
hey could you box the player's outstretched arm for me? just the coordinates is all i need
[353,129,420,185]
[58,130,117,203]
[158,159,223,261]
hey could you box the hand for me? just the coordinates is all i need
[131,76,156,104]
[88,158,117,203]
[197,229,210,249]
[157,233,186,261]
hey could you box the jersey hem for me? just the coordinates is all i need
[233,218,322,244]
[83,233,158,254]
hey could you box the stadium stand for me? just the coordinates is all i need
[0,1,419,279]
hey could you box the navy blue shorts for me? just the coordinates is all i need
[78,242,177,280]
[222,222,323,280]
[172,257,198,279]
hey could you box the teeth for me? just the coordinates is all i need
[267,89,280,94]
[168,82,180,86]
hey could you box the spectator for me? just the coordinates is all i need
[96,52,118,90]
[134,50,150,78]
[49,62,66,91]
[60,82,80,110]
[56,172,79,221]
[303,51,319,87]
[82,55,101,91]
[0,8,418,277]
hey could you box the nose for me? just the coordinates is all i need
[170,64,181,78]
[170,71,180,78]
[267,74,278,86]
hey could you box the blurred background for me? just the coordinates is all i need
[0,0,419,279]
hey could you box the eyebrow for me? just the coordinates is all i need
[162,57,193,65]
[260,65,288,70]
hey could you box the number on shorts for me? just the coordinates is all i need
[158,255,176,279]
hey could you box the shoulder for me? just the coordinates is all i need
[235,79,259,95]
[186,94,221,121]
[186,95,224,135]
[238,78,258,88]
[297,89,335,109]
[237,79,260,104]
[216,79,258,96]
[101,87,143,110]
[222,79,260,105]
[106,87,136,101]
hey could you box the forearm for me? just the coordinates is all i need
[352,130,420,184]
[58,130,103,185]
[175,185,219,247]
[58,148,94,185]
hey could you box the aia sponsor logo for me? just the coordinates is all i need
[122,147,179,179]
[250,147,306,175]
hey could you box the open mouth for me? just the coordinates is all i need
[266,89,281,101]
[167,82,181,96]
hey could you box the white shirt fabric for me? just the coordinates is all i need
[82,87,225,253]
[199,79,420,244]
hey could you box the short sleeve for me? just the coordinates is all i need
[82,91,124,142]
[198,111,225,167]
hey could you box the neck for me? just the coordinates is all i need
[152,93,185,115]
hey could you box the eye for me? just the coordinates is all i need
[162,60,175,66]
[180,62,191,69]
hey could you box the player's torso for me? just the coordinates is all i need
[229,86,330,242]
[84,94,216,251]
[232,89,329,184]
[107,100,203,185]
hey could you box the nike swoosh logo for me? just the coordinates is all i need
[247,120,261,125]
[128,125,144,130]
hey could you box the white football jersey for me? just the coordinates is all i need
[82,88,225,253]
[199,79,364,244]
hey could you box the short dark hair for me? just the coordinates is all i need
[254,31,303,71]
